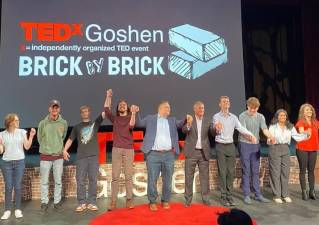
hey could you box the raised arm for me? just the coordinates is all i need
[104,89,112,108]
[24,128,36,150]
[182,114,193,134]
[104,89,115,122]
[129,105,139,128]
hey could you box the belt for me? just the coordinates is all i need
[216,142,233,145]
[152,149,173,153]
[195,148,203,150]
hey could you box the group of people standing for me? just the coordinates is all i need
[0,91,318,220]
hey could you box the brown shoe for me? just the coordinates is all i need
[108,200,117,211]
[162,202,170,210]
[149,203,158,211]
[126,199,134,209]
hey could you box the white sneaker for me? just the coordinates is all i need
[1,210,11,220]
[273,198,283,203]
[283,197,292,203]
[15,209,23,219]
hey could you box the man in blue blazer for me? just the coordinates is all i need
[136,101,185,211]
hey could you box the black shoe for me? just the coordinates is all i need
[227,196,236,206]
[309,190,317,200]
[220,197,230,207]
[54,201,63,210]
[302,190,309,201]
[41,203,48,212]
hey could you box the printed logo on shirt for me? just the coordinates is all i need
[80,123,95,144]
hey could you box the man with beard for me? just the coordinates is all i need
[105,89,139,211]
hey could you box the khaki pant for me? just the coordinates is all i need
[111,147,134,201]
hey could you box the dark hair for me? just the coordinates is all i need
[217,209,253,225]
[270,109,293,129]
[116,100,130,116]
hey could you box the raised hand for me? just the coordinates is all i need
[30,128,36,136]
[130,105,139,114]
[186,114,193,126]
[214,121,222,133]
[106,89,113,98]
[134,105,140,113]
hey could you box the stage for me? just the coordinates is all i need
[1,186,318,225]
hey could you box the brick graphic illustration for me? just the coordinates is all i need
[168,49,228,79]
[169,24,227,62]
[168,24,228,79]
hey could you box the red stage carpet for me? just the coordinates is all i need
[89,203,256,225]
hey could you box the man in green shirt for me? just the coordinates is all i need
[37,100,67,211]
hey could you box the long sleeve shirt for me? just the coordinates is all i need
[212,111,253,144]
[152,115,172,151]
[268,123,309,145]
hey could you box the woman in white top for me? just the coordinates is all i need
[0,113,36,220]
[267,109,309,204]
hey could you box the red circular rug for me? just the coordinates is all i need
[89,203,256,225]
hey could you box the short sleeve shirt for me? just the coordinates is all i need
[0,129,27,161]
[239,111,267,143]
[69,115,103,159]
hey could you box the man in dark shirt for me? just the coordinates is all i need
[105,89,139,211]
[63,105,105,212]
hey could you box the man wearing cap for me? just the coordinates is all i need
[37,100,68,211]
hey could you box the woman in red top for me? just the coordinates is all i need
[295,103,319,200]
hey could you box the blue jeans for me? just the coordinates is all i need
[76,156,99,204]
[239,142,261,197]
[146,151,175,203]
[1,159,25,210]
[40,159,63,204]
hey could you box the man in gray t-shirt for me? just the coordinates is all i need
[238,97,274,204]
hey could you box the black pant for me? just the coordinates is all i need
[216,143,236,197]
[296,149,317,190]
[184,149,210,204]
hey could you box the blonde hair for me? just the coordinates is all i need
[298,103,317,122]
[246,97,260,108]
[4,113,19,130]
